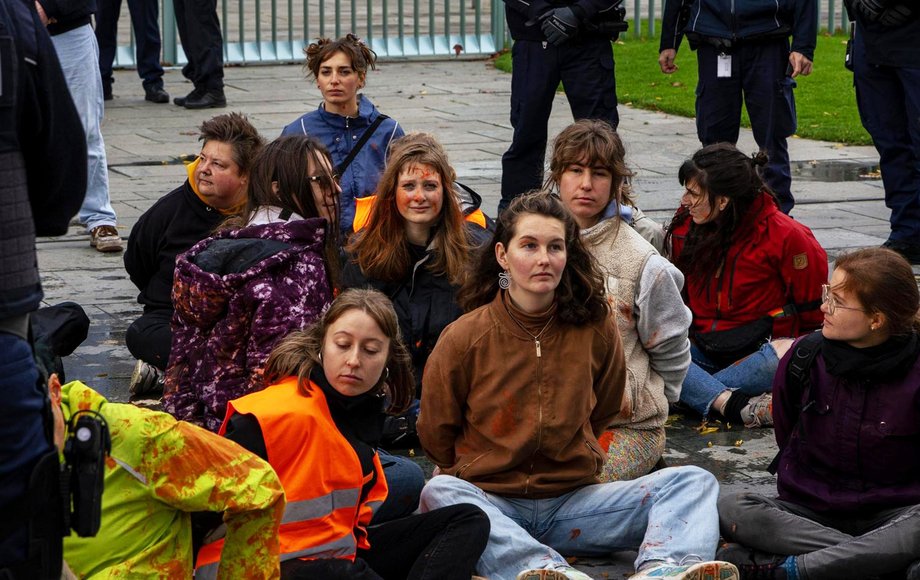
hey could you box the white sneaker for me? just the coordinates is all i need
[629,561,739,579]
[517,565,592,580]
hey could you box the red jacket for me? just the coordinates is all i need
[670,192,826,339]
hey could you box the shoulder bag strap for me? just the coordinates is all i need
[335,114,389,177]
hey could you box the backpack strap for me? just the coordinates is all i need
[767,331,823,475]
[335,114,389,177]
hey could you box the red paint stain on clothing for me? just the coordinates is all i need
[617,303,633,323]
[490,394,518,438]
[569,528,581,540]
[640,492,652,506]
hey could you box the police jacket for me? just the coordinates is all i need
[669,191,826,340]
[660,0,818,59]
[281,94,403,233]
[0,0,85,320]
[773,333,920,514]
[502,0,623,41]
[61,381,284,579]
[855,5,920,67]
[200,375,388,572]
[38,0,96,35]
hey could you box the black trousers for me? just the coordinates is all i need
[280,504,490,580]
[499,37,619,213]
[95,0,164,88]
[125,308,172,370]
[172,0,224,90]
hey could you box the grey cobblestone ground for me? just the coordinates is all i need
[46,58,897,577]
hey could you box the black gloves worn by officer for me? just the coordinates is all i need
[540,6,580,45]
[852,0,914,26]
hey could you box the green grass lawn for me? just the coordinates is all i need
[493,30,871,145]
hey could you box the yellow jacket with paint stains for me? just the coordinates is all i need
[60,381,284,579]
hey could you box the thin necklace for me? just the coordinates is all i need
[504,304,555,359]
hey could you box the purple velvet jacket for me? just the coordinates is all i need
[163,218,333,431]
[773,336,920,514]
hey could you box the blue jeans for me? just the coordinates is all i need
[420,467,721,580]
[679,342,780,417]
[373,450,425,524]
[51,25,117,231]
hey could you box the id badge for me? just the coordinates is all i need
[717,54,732,78]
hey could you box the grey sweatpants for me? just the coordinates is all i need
[718,492,920,580]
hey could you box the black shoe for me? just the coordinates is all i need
[716,543,790,580]
[173,87,203,107]
[882,239,920,265]
[144,84,169,104]
[102,81,113,101]
[183,88,226,109]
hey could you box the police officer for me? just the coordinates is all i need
[0,0,86,575]
[659,0,817,214]
[499,0,624,214]
[850,0,920,264]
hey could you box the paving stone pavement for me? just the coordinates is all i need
[44,58,898,578]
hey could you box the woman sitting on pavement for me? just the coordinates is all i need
[343,133,490,443]
[282,33,404,234]
[418,191,737,580]
[164,135,338,432]
[665,143,826,429]
[197,288,490,580]
[551,120,692,481]
[717,247,920,579]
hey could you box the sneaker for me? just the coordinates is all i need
[144,84,170,104]
[517,566,592,580]
[129,359,165,397]
[716,543,789,579]
[741,393,773,428]
[183,88,227,109]
[882,239,920,265]
[89,225,124,253]
[630,561,739,580]
[174,87,204,107]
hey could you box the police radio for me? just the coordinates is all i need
[63,410,111,537]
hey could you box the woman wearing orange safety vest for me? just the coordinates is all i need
[343,133,492,444]
[196,288,489,579]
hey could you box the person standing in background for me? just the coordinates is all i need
[172,0,225,108]
[94,0,169,103]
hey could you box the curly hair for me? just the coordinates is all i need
[198,112,265,177]
[346,133,470,286]
[458,191,609,325]
[221,135,342,287]
[664,143,778,285]
[546,119,635,209]
[303,33,377,82]
[262,288,414,415]
[833,247,920,336]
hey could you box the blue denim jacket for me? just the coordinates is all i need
[281,94,404,233]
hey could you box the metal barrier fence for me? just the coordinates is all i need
[111,0,848,67]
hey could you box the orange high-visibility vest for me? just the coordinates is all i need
[352,194,487,232]
[195,378,388,577]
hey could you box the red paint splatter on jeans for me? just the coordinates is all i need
[569,528,581,540]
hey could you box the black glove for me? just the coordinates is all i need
[540,6,580,46]
[878,3,914,26]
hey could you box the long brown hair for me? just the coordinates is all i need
[263,289,414,414]
[346,133,470,285]
[833,247,920,336]
[664,143,778,285]
[458,191,609,325]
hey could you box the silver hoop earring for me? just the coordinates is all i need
[498,271,511,290]
[318,352,323,362]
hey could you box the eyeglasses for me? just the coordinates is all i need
[306,173,340,188]
[821,284,867,316]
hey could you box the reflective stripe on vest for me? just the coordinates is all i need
[282,488,361,524]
